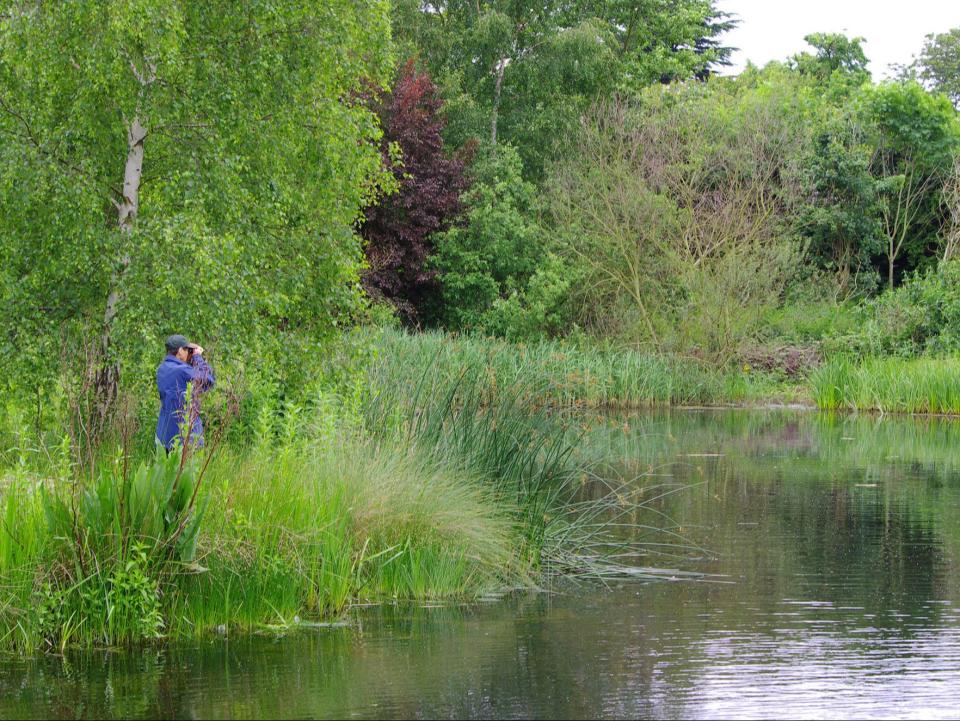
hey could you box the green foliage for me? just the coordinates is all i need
[482,253,578,341]
[863,81,960,285]
[1,429,527,649]
[850,261,960,357]
[430,145,543,330]
[761,293,861,347]
[912,27,960,108]
[788,43,960,292]
[799,109,884,295]
[544,77,810,363]
[418,39,957,351]
[811,355,960,414]
[369,329,799,411]
[865,82,959,171]
[5,333,646,650]
[365,342,579,560]
[33,545,164,649]
[393,0,732,175]
[0,0,394,401]
[791,33,871,86]
[23,449,210,646]
[43,448,209,569]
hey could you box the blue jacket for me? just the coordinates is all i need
[155,354,215,450]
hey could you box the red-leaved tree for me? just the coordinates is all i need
[360,60,469,324]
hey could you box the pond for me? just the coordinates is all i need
[3,409,960,719]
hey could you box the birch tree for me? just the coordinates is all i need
[0,0,393,404]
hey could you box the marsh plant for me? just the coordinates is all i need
[23,440,212,649]
[0,361,601,650]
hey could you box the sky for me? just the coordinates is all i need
[715,0,960,79]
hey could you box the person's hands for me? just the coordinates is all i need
[187,343,204,356]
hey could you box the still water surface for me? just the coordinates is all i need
[3,409,960,719]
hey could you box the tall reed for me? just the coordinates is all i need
[362,335,677,575]
[811,356,960,414]
[368,328,797,409]
[0,436,520,651]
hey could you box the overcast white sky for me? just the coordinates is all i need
[715,0,960,79]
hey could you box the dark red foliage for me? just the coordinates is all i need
[360,60,469,324]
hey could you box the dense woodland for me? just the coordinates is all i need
[365,20,960,366]
[0,1,958,413]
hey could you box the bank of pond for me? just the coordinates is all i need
[0,352,611,652]
[376,330,960,415]
[3,330,960,653]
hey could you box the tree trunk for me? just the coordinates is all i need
[96,116,146,407]
[490,59,505,145]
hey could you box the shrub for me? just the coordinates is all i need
[482,253,578,341]
[430,144,543,331]
[544,81,810,364]
[854,261,960,356]
[360,60,469,323]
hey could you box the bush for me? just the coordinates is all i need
[853,261,960,356]
[544,81,811,364]
[482,253,578,341]
[430,144,543,331]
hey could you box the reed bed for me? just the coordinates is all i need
[0,438,520,651]
[370,328,789,409]
[363,333,712,577]
[0,339,641,651]
[811,356,960,415]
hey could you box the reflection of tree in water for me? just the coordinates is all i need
[0,595,672,719]
[585,408,960,483]
[0,650,167,719]
[579,408,960,629]
[771,478,943,624]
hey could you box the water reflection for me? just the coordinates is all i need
[3,409,960,719]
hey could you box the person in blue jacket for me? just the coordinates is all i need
[156,334,215,451]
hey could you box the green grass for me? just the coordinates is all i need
[1,337,615,651]
[166,438,519,636]
[369,328,803,410]
[0,436,523,651]
[811,356,960,414]
[375,329,960,417]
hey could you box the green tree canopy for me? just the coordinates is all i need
[0,0,393,399]
[913,28,960,108]
[791,32,871,87]
[393,0,734,176]
[862,81,960,286]
[429,144,541,330]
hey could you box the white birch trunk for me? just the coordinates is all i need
[97,116,146,404]
[491,60,505,145]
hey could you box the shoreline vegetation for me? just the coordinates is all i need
[3,329,960,653]
[373,329,960,417]
[0,332,643,653]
